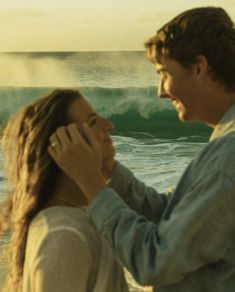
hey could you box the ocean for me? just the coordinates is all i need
[0,51,211,196]
[0,50,211,291]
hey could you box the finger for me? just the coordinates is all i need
[67,123,88,147]
[47,145,58,161]
[49,133,62,149]
[56,126,72,147]
[83,123,100,149]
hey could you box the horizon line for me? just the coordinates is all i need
[0,49,145,54]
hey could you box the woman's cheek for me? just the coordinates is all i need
[92,129,102,144]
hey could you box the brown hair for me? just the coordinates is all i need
[0,89,81,291]
[145,7,235,91]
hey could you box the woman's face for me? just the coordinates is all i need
[66,97,115,161]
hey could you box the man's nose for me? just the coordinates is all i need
[157,79,169,98]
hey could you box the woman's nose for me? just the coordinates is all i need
[102,117,113,131]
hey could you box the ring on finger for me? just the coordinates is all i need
[51,141,59,148]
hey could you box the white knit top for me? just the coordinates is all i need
[22,206,129,292]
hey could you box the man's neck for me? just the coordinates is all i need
[202,85,235,128]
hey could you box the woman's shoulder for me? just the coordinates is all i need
[24,207,101,285]
[28,206,100,247]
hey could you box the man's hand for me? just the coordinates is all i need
[48,123,107,202]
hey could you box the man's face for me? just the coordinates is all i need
[156,57,201,122]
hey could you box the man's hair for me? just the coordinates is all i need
[145,7,235,91]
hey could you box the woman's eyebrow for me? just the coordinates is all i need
[87,112,97,120]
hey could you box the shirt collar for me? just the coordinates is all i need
[210,103,235,141]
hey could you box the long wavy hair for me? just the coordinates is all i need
[0,89,81,291]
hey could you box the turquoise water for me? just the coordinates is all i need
[0,135,205,199]
[0,50,211,292]
[0,51,210,201]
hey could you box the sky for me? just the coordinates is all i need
[1,0,235,52]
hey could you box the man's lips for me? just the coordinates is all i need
[171,99,181,108]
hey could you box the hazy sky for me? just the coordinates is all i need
[1,0,235,52]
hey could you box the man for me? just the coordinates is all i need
[49,7,235,291]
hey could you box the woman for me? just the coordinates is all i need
[0,89,129,292]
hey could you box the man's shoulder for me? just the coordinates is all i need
[193,130,235,175]
[207,130,235,156]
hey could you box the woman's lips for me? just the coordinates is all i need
[104,138,112,144]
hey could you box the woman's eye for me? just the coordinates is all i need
[90,119,97,126]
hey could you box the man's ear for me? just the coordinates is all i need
[193,55,209,77]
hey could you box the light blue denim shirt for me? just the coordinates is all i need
[88,103,235,292]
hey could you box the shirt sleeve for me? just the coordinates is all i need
[109,162,168,223]
[88,169,235,287]
[32,229,92,292]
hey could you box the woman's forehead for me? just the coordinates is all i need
[67,97,95,122]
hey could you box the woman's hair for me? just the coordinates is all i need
[145,7,235,91]
[0,89,82,291]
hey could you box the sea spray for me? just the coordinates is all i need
[0,51,156,88]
